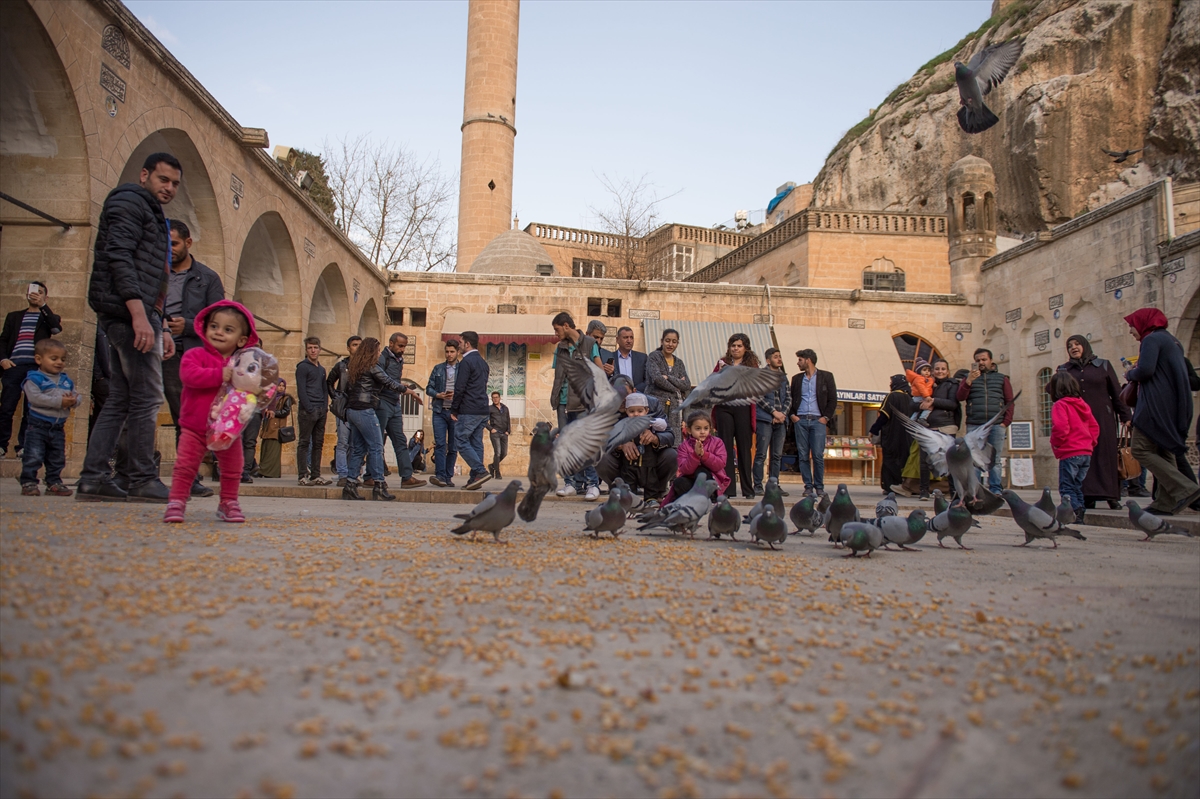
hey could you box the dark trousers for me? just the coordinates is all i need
[597,446,677,501]
[714,405,753,497]
[162,350,184,446]
[489,432,508,475]
[20,416,66,486]
[296,407,326,479]
[81,320,165,487]
[241,413,262,478]
[376,398,413,481]
[0,361,34,455]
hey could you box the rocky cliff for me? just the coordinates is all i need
[810,0,1194,234]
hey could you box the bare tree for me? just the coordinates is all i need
[588,173,677,280]
[323,135,457,272]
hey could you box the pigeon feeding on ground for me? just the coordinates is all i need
[679,364,786,415]
[789,495,821,536]
[1126,501,1195,541]
[584,493,627,539]
[1003,490,1086,548]
[1103,147,1143,163]
[900,394,1019,502]
[1056,495,1076,527]
[878,509,929,551]
[876,492,898,518]
[638,475,715,538]
[708,496,742,540]
[749,505,788,550]
[840,522,884,558]
[930,501,976,550]
[745,479,784,524]
[955,37,1025,134]
[826,484,860,545]
[451,480,522,543]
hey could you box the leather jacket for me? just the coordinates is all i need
[346,364,402,411]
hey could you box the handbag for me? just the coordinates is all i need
[1116,425,1140,480]
[1118,380,1138,409]
[278,425,296,444]
[330,391,348,421]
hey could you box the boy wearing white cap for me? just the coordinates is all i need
[596,384,677,509]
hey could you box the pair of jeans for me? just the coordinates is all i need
[0,361,34,455]
[453,413,488,480]
[557,406,599,490]
[1058,454,1091,512]
[296,407,326,479]
[792,418,827,492]
[597,446,677,501]
[81,320,165,487]
[346,407,386,483]
[966,423,1007,493]
[375,399,413,480]
[489,432,508,474]
[19,416,66,486]
[432,409,458,482]
[168,427,243,504]
[334,417,351,478]
[752,420,786,491]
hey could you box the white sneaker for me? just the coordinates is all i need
[584,485,600,501]
[556,485,577,497]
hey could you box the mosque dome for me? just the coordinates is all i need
[947,154,995,187]
[468,230,556,276]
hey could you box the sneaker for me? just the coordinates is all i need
[46,483,73,497]
[444,480,457,488]
[217,500,245,523]
[556,485,577,498]
[127,479,171,504]
[311,476,332,486]
[429,476,448,487]
[163,500,186,523]
[919,491,931,501]
[890,484,913,498]
[584,485,600,501]
[21,483,40,496]
[75,480,128,502]
[190,479,214,498]
[465,473,491,491]
[400,477,427,488]
[298,476,312,486]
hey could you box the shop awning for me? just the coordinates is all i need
[640,320,774,382]
[771,325,903,404]
[440,313,561,346]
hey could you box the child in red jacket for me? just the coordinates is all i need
[164,300,259,524]
[1048,371,1099,524]
[662,410,730,503]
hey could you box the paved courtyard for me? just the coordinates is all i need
[1,482,1197,799]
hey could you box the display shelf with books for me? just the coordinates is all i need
[822,436,879,481]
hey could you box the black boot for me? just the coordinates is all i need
[1074,508,1086,525]
[373,480,395,501]
[342,480,364,501]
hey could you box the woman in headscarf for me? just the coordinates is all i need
[870,375,914,495]
[1123,308,1200,515]
[1056,335,1130,509]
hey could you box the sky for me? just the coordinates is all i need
[125,0,993,231]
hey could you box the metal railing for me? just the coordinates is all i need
[0,192,71,230]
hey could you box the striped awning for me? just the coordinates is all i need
[771,325,903,403]
[640,320,774,385]
[440,313,560,346]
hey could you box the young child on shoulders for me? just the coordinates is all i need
[662,410,729,504]
[905,358,935,424]
[1047,371,1099,525]
[164,300,261,523]
[19,338,77,497]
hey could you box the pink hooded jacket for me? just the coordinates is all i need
[663,434,730,503]
[1050,396,1100,460]
[178,299,259,435]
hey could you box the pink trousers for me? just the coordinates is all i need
[169,427,244,504]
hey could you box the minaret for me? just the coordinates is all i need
[456,0,520,272]
[946,155,997,304]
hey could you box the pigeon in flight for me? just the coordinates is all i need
[964,485,1005,516]
[451,480,522,543]
[1102,148,1143,163]
[680,364,785,415]
[1126,501,1194,541]
[900,393,1019,502]
[955,37,1025,134]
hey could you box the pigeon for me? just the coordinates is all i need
[605,415,659,453]
[840,522,884,558]
[826,484,859,544]
[745,479,785,524]
[451,480,521,543]
[679,364,785,415]
[964,485,1005,516]
[879,509,929,551]
[789,495,820,536]
[815,491,831,523]
[876,491,898,518]
[900,393,1020,502]
[955,37,1025,134]
[932,489,948,515]
[610,478,637,513]
[584,493,627,539]
[708,495,742,540]
[749,505,788,550]
[1103,147,1143,164]
[1034,488,1056,519]
[1126,501,1194,541]
[1056,495,1076,528]
[638,475,715,538]
[1003,490,1086,548]
[930,500,976,549]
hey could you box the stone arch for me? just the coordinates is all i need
[1062,299,1105,347]
[962,192,977,230]
[116,128,226,280]
[784,262,800,287]
[982,325,1011,367]
[357,297,382,340]
[308,262,350,350]
[1175,286,1200,365]
[982,192,996,231]
[891,332,942,372]
[233,212,302,352]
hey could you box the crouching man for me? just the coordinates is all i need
[596,381,677,511]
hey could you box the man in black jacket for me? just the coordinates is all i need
[161,219,224,497]
[787,348,838,494]
[375,332,426,489]
[450,330,491,490]
[486,390,511,479]
[0,281,61,457]
[295,336,331,486]
[77,152,181,502]
[326,335,361,485]
[915,359,961,499]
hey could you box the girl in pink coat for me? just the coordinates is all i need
[662,410,730,504]
[1048,371,1100,524]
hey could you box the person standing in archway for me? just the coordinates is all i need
[295,336,330,486]
[78,152,181,502]
[0,281,61,459]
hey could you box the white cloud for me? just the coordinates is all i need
[141,15,179,46]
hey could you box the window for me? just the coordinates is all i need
[587,297,621,318]
[587,297,603,317]
[484,342,527,418]
[387,308,405,326]
[605,299,621,318]
[671,245,694,280]
[409,308,427,327]
[1038,367,1053,437]
[573,259,604,278]
[863,268,905,291]
[892,333,942,372]
[962,192,977,230]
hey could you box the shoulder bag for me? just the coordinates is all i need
[1116,424,1140,480]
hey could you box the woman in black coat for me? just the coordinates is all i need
[1056,335,1130,509]
[871,375,914,495]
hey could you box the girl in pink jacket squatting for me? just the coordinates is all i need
[164,300,259,524]
[1048,371,1100,525]
[662,410,730,504]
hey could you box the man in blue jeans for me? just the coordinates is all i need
[787,348,837,495]
[326,336,361,485]
[426,339,459,487]
[450,330,491,491]
[753,347,790,495]
[955,348,1014,494]
[375,332,427,489]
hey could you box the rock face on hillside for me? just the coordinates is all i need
[811,0,1190,234]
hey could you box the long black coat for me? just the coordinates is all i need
[1127,330,1194,455]
[1058,357,1130,500]
[871,389,913,491]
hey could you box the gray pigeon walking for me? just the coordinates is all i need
[789,495,821,536]
[708,495,742,540]
[1056,494,1076,527]
[932,489,948,515]
[451,480,522,543]
[1034,488,1056,519]
[879,509,929,551]
[955,37,1025,134]
[745,479,784,524]
[901,394,1019,502]
[610,478,637,513]
[875,492,898,518]
[840,521,884,558]
[1003,490,1086,548]
[826,484,859,544]
[749,505,788,550]
[584,493,627,539]
[639,474,714,538]
[929,501,976,550]
[1126,501,1195,541]
[679,364,785,415]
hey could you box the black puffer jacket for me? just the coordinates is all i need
[925,376,962,429]
[89,183,170,323]
[346,365,402,411]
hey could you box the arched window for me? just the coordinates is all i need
[892,333,942,372]
[962,192,977,230]
[1038,368,1053,437]
[863,258,905,292]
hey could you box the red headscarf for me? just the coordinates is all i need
[1124,308,1168,339]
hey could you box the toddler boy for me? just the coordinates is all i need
[905,358,934,425]
[20,338,76,496]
